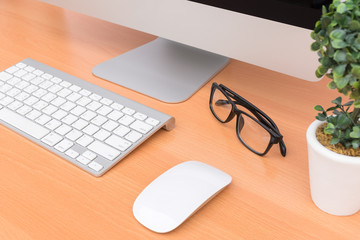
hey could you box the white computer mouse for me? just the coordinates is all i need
[132,161,232,233]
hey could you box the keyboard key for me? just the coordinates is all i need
[14,69,28,78]
[122,107,135,115]
[26,109,42,120]
[0,71,13,81]
[113,125,131,137]
[54,139,73,152]
[102,120,118,132]
[96,105,112,116]
[0,108,49,139]
[93,129,111,141]
[110,102,124,111]
[134,112,147,121]
[33,69,44,76]
[15,62,26,68]
[82,124,99,135]
[42,73,53,80]
[108,110,124,121]
[130,120,153,134]
[41,132,63,146]
[17,105,32,115]
[35,114,52,125]
[72,119,88,130]
[24,66,35,72]
[71,105,86,116]
[54,124,72,135]
[91,115,107,126]
[65,148,79,158]
[76,135,94,147]
[7,100,23,111]
[125,130,143,143]
[65,129,83,141]
[5,66,20,74]
[42,105,58,115]
[82,150,97,160]
[145,117,160,126]
[100,97,112,106]
[62,114,78,125]
[0,96,14,106]
[45,119,62,130]
[88,140,120,161]
[79,89,91,96]
[76,155,91,165]
[118,115,135,126]
[105,135,132,152]
[88,161,103,172]
[86,101,102,111]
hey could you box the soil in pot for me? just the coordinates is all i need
[316,123,360,157]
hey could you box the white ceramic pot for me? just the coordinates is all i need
[306,120,360,216]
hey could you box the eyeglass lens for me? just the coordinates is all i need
[211,87,232,122]
[237,111,271,154]
[211,86,272,154]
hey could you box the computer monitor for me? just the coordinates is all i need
[40,0,327,103]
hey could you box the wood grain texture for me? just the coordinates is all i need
[0,0,359,239]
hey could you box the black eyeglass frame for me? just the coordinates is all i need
[209,82,286,157]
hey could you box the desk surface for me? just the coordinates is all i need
[0,0,359,239]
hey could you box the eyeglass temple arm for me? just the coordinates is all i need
[279,140,286,157]
[215,98,280,133]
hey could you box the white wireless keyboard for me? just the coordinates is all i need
[0,59,175,177]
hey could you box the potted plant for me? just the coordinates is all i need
[307,0,360,215]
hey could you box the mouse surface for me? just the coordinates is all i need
[133,161,232,233]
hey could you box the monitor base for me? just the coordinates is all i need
[93,38,229,103]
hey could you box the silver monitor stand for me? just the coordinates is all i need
[92,38,229,103]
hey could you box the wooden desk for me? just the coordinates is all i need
[0,0,358,239]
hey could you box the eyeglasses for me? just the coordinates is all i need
[209,82,286,157]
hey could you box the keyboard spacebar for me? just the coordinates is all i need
[0,108,50,139]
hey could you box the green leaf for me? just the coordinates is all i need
[331,39,348,49]
[334,50,348,62]
[337,3,347,14]
[344,100,354,106]
[352,139,360,149]
[321,16,332,29]
[333,0,341,7]
[320,56,332,68]
[354,36,360,50]
[322,5,327,15]
[330,29,346,40]
[325,123,336,134]
[334,75,350,89]
[330,137,340,145]
[354,99,360,108]
[337,114,351,129]
[311,42,321,51]
[316,113,327,121]
[332,96,342,105]
[350,126,360,138]
[333,64,347,77]
[349,20,360,31]
[310,31,318,40]
[316,65,328,77]
[314,105,324,111]
[351,64,360,78]
[328,81,337,89]
[350,89,360,99]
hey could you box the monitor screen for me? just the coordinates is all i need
[189,0,331,29]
